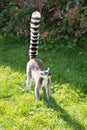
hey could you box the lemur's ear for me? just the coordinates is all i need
[47,67,51,76]
[47,67,50,71]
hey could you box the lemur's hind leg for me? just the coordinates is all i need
[35,80,41,100]
[26,65,32,92]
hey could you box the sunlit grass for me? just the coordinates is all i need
[0,35,87,130]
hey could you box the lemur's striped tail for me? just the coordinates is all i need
[29,11,41,59]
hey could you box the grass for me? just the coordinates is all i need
[0,34,87,130]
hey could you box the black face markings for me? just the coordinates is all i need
[40,69,51,77]
[40,71,44,76]
[45,71,49,75]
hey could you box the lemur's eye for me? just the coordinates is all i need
[45,72,48,75]
[40,72,44,75]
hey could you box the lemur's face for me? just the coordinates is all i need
[40,68,51,78]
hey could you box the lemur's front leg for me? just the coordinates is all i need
[46,78,51,100]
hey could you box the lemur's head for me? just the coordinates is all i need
[40,68,51,78]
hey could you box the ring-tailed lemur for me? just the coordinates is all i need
[26,11,51,100]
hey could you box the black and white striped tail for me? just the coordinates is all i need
[29,11,41,59]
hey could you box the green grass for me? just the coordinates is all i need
[0,34,87,130]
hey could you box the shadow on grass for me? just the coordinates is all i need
[44,96,86,130]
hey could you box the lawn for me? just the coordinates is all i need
[0,34,87,130]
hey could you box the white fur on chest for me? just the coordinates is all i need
[42,78,48,87]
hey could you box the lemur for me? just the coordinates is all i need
[26,11,51,100]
